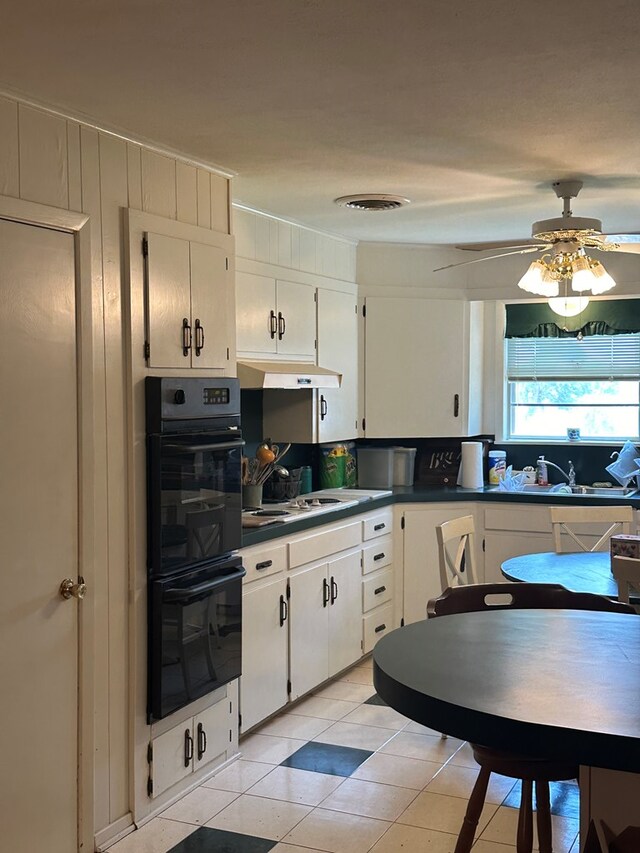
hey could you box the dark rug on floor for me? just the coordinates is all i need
[168,826,277,853]
[280,741,373,776]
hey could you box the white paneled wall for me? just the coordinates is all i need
[234,205,356,282]
[0,93,231,846]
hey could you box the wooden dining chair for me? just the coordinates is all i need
[549,505,634,553]
[611,555,640,611]
[427,582,636,853]
[435,515,477,590]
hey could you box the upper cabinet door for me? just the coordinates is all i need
[235,271,277,355]
[146,232,191,368]
[317,289,358,442]
[190,241,232,370]
[275,280,316,358]
[364,297,469,438]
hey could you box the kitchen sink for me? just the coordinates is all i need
[490,484,638,497]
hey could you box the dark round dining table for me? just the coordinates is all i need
[373,609,640,773]
[501,550,620,598]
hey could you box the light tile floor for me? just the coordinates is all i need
[108,657,581,853]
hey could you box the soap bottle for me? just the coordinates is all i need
[536,455,548,486]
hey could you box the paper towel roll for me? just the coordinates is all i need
[457,441,484,489]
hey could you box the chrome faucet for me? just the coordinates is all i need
[545,459,576,487]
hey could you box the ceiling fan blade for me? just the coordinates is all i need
[433,245,548,273]
[455,239,537,252]
[599,234,640,254]
[604,243,640,255]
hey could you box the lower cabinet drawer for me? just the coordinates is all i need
[241,542,287,583]
[362,569,393,613]
[362,536,393,574]
[363,604,394,654]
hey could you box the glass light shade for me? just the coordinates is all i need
[589,260,616,295]
[571,264,597,292]
[547,296,590,317]
[517,260,559,297]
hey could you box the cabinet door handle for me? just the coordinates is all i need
[322,578,330,607]
[279,594,288,626]
[196,722,207,760]
[330,576,338,604]
[320,395,328,421]
[194,319,205,356]
[278,311,286,340]
[269,310,277,339]
[184,729,194,767]
[182,318,192,357]
[374,623,387,634]
[374,585,387,595]
[374,522,386,531]
[373,552,386,561]
[256,559,273,571]
[454,393,460,418]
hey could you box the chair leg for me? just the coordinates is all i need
[440,733,448,740]
[535,779,553,853]
[517,779,534,853]
[454,766,491,853]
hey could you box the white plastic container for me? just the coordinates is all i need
[392,447,417,486]
[357,447,395,489]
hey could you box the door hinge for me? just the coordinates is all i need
[401,516,405,530]
[147,742,153,764]
[362,418,366,432]
[482,537,486,552]
[225,257,229,270]
[355,303,358,314]
[227,347,230,361]
[314,339,317,350]
[314,291,318,302]
[230,700,233,713]
[238,712,242,729]
[147,776,153,797]
[287,679,292,695]
[144,341,150,360]
[362,303,366,317]
[286,580,290,599]
[401,617,405,627]
[142,237,148,258]
[229,728,233,742]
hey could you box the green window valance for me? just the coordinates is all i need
[505,299,640,339]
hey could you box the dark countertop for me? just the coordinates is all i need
[240,484,640,548]
[373,609,640,773]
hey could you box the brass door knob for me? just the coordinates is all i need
[60,576,87,600]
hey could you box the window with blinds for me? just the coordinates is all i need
[505,335,640,440]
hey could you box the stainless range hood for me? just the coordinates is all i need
[237,360,342,390]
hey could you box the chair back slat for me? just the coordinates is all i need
[435,515,477,590]
[549,506,634,553]
[427,582,637,618]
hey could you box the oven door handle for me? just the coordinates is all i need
[164,567,247,603]
[164,439,246,453]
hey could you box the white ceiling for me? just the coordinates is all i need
[3,0,640,245]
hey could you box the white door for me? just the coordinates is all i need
[190,241,231,371]
[317,289,358,442]
[146,231,191,367]
[289,563,329,699]
[328,550,362,675]
[364,298,467,437]
[276,280,316,358]
[236,271,277,354]
[0,219,80,851]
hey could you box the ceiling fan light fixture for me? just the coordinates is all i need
[517,260,559,297]
[333,194,410,211]
[547,296,590,317]
[588,260,616,295]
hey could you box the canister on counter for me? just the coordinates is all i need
[319,443,347,488]
[488,449,507,484]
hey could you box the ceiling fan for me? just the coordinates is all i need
[435,180,640,296]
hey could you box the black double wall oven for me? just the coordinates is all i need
[146,377,246,721]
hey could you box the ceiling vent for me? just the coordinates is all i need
[334,194,410,211]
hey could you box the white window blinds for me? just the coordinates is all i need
[506,334,640,381]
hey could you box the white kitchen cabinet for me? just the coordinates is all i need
[289,562,330,699]
[149,684,237,798]
[241,574,289,732]
[363,297,483,438]
[401,503,478,625]
[261,287,359,443]
[145,231,234,370]
[327,550,363,675]
[236,271,316,358]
